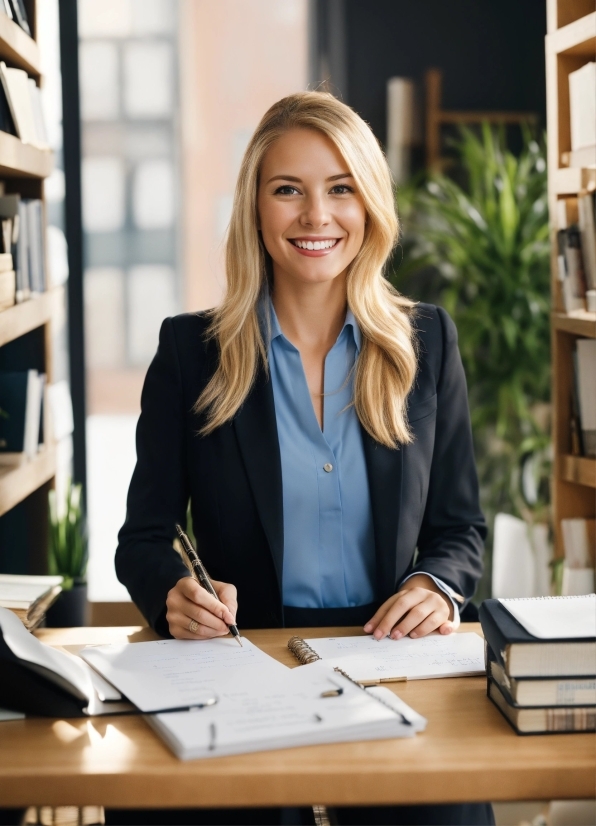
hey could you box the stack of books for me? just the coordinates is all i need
[480,595,596,734]
[0,574,63,631]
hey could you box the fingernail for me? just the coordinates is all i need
[409,632,417,638]
[373,629,383,640]
[363,623,372,632]
[393,630,403,640]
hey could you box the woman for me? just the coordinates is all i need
[116,92,493,826]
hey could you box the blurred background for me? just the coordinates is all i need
[45,0,552,612]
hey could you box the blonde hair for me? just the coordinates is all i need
[196,91,417,448]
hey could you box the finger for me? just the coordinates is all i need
[180,580,236,626]
[439,621,455,635]
[370,591,424,639]
[167,610,227,640]
[214,581,238,621]
[408,610,448,639]
[182,600,230,634]
[389,598,438,639]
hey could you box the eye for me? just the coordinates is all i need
[329,184,355,195]
[274,185,300,196]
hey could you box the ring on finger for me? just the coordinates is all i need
[188,619,199,634]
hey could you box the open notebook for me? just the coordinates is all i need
[148,661,426,760]
[288,632,486,685]
[80,636,426,760]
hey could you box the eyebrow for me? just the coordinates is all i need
[266,172,354,184]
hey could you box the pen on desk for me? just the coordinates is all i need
[175,524,243,647]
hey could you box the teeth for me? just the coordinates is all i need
[293,239,338,250]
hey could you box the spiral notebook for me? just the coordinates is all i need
[499,594,596,640]
[148,660,426,760]
[287,632,485,685]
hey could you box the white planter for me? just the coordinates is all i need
[492,513,552,598]
[562,566,595,596]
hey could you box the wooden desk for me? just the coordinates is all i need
[0,624,593,808]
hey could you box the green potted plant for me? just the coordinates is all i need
[46,480,89,626]
[391,125,551,600]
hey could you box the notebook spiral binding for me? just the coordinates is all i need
[287,636,322,665]
[333,666,411,724]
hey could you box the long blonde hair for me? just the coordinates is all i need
[196,91,417,448]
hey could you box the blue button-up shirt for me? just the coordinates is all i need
[265,297,460,620]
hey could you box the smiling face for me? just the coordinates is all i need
[256,128,367,290]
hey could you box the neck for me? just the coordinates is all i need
[271,273,348,352]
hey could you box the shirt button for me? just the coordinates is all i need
[323,463,333,472]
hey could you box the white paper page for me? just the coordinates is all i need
[150,661,421,760]
[0,607,94,702]
[499,594,596,639]
[0,574,63,606]
[304,632,485,681]
[80,636,289,713]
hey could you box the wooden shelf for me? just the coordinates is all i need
[0,131,52,179]
[0,12,40,77]
[550,10,596,55]
[553,312,596,338]
[0,447,55,517]
[0,288,62,348]
[560,455,596,488]
[554,166,596,194]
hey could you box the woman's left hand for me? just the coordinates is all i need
[363,574,454,640]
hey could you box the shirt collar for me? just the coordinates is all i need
[265,294,362,354]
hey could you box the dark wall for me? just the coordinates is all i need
[343,0,547,146]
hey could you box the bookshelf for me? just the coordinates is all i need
[545,1,596,562]
[0,0,57,567]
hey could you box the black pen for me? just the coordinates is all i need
[175,524,243,646]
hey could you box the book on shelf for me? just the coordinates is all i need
[0,0,13,21]
[578,192,596,291]
[0,62,49,149]
[576,338,596,457]
[386,77,418,185]
[569,62,596,153]
[0,75,16,138]
[0,268,14,310]
[0,369,45,462]
[561,519,596,569]
[487,650,596,708]
[557,226,588,312]
[479,596,596,678]
[0,194,46,303]
[6,0,31,36]
[0,574,63,631]
[561,145,596,170]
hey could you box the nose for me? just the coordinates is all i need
[300,192,330,229]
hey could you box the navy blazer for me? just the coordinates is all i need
[116,303,486,636]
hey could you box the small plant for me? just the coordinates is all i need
[48,480,88,591]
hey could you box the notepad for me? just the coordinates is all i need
[499,594,596,640]
[288,632,485,684]
[148,660,426,760]
[80,636,289,713]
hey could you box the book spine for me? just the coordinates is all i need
[478,603,511,672]
[287,636,321,665]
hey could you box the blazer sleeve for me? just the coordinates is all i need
[115,317,191,635]
[411,306,487,607]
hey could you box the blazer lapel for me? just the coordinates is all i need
[233,369,284,596]
[362,430,403,602]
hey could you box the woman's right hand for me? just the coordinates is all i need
[166,576,238,640]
